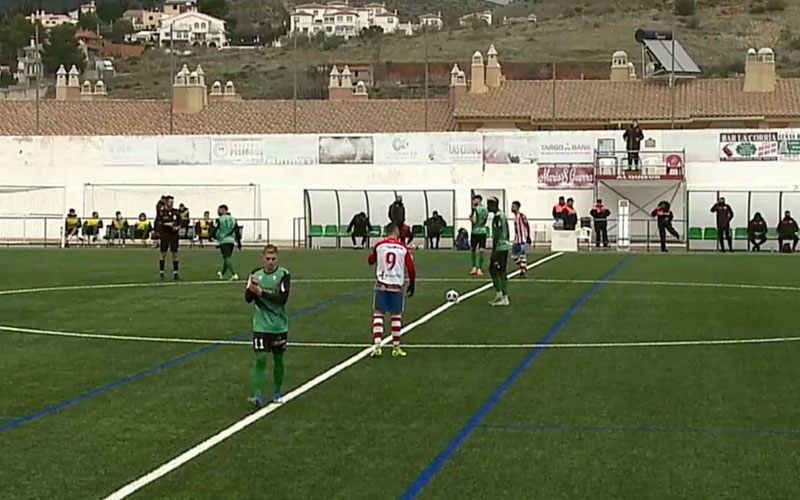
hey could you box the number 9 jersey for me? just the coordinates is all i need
[368,238,416,291]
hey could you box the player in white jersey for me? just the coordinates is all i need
[511,201,531,278]
[367,224,416,358]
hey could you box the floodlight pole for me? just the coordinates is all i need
[169,23,175,134]
[34,22,40,135]
[423,15,429,132]
[670,3,676,129]
[293,32,298,133]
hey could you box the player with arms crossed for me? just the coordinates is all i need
[470,194,489,276]
[155,195,182,280]
[215,204,241,281]
[511,201,532,278]
[488,196,511,306]
[368,224,416,358]
[245,245,291,407]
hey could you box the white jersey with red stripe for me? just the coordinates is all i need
[514,212,530,245]
[368,237,416,291]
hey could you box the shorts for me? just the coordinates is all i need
[512,243,528,259]
[491,250,509,276]
[220,243,235,258]
[159,233,179,253]
[374,290,405,314]
[253,332,288,353]
[470,233,487,250]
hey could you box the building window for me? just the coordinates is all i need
[201,22,206,28]
[347,16,353,21]
[336,15,342,21]
[313,10,318,15]
[388,17,394,23]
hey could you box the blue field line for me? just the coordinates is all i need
[399,254,633,500]
[1,262,455,434]
[476,423,800,438]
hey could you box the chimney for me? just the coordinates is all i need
[94,80,107,100]
[744,47,776,93]
[609,50,631,82]
[172,64,208,114]
[328,65,351,100]
[222,81,241,101]
[449,63,466,105]
[352,80,368,101]
[55,65,68,100]
[80,80,93,101]
[66,65,81,100]
[485,44,502,88]
[209,80,223,102]
[470,51,487,94]
[341,65,353,89]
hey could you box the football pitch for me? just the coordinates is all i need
[2,248,800,500]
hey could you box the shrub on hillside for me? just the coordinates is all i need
[765,0,786,11]
[749,2,766,13]
[674,0,695,16]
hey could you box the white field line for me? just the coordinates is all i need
[5,324,800,350]
[100,252,565,500]
[3,277,800,298]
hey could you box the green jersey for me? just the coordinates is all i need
[246,266,291,334]
[216,214,238,245]
[492,211,511,252]
[471,206,489,235]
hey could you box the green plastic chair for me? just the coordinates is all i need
[703,227,718,240]
[369,225,381,237]
[411,224,426,238]
[323,225,339,237]
[308,225,324,238]
[441,226,455,238]
[688,227,703,240]
[734,227,748,240]
[337,225,350,238]
[767,228,779,240]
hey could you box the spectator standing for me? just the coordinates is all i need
[388,196,407,243]
[347,211,372,249]
[651,201,680,252]
[710,197,734,252]
[64,208,81,247]
[590,199,611,248]
[552,196,566,221]
[623,120,644,168]
[562,198,578,230]
[424,211,447,249]
[778,211,799,253]
[748,212,768,252]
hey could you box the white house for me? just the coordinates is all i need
[159,11,227,48]
[27,10,78,28]
[290,1,407,39]
[459,10,492,27]
[419,12,444,30]
[69,1,97,21]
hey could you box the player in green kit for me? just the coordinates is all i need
[245,245,291,407]
[470,194,489,276]
[488,196,511,306]
[215,204,241,281]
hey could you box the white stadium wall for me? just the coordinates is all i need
[2,129,800,243]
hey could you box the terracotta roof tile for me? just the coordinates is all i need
[0,99,455,136]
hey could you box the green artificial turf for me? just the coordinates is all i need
[1,249,798,499]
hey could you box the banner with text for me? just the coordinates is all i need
[537,133,595,164]
[719,132,778,161]
[374,134,482,164]
[483,135,538,164]
[537,164,595,190]
[157,137,212,165]
[779,132,800,161]
[104,137,157,166]
[211,138,264,165]
[319,135,374,164]
[263,135,318,165]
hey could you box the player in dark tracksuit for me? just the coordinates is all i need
[651,201,680,252]
[590,200,611,248]
[711,198,734,253]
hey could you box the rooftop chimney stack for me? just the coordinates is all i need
[485,44,503,88]
[222,81,240,101]
[94,80,107,100]
[744,47,776,93]
[449,63,467,105]
[55,65,68,100]
[610,50,631,82]
[80,80,93,101]
[470,51,487,94]
[173,64,208,114]
[328,65,353,100]
[352,80,369,101]
[209,80,223,102]
[66,65,81,101]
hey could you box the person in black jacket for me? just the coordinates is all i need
[388,196,407,243]
[347,211,372,249]
[623,120,644,168]
[589,199,611,248]
[778,211,799,252]
[424,211,447,249]
[562,198,578,230]
[748,212,768,251]
[651,201,679,252]
[710,197,734,252]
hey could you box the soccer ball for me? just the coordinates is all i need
[446,289,459,303]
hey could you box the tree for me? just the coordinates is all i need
[0,15,35,67]
[111,19,133,43]
[361,25,383,40]
[96,0,129,24]
[674,0,695,16]
[41,24,85,75]
[78,11,100,31]
[198,0,228,20]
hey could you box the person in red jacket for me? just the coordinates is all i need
[590,199,611,248]
[651,201,680,252]
[747,212,768,251]
[552,196,566,220]
[778,211,799,253]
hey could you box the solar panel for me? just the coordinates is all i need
[643,38,702,75]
